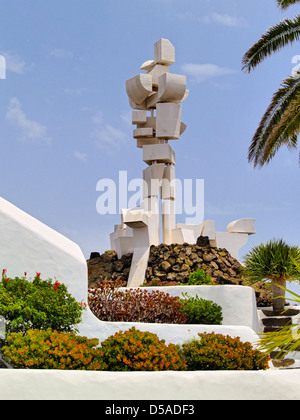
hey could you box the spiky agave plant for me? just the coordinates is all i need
[243,239,300,312]
[242,0,300,167]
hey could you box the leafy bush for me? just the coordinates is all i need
[0,272,84,334]
[88,281,187,324]
[100,327,187,371]
[187,270,214,285]
[182,332,270,371]
[1,329,106,370]
[180,294,223,325]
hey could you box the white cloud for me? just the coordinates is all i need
[120,110,132,127]
[176,11,247,28]
[50,48,73,59]
[205,12,247,28]
[181,63,237,83]
[6,98,52,144]
[94,124,127,152]
[92,111,128,154]
[64,87,88,95]
[92,110,104,125]
[1,51,25,74]
[74,151,88,162]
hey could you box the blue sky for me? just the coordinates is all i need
[0,0,299,283]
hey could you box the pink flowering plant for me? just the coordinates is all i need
[0,270,84,335]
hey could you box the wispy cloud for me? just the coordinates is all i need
[6,98,52,144]
[204,12,247,28]
[64,87,88,96]
[120,110,132,127]
[50,48,73,59]
[181,63,237,83]
[92,110,128,154]
[176,11,247,28]
[1,51,25,74]
[74,151,88,162]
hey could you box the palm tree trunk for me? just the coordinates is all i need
[271,277,286,313]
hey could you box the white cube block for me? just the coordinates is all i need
[158,73,187,103]
[123,208,149,229]
[161,165,176,199]
[154,39,175,66]
[136,137,159,148]
[143,144,175,165]
[132,110,147,125]
[133,127,153,138]
[156,103,182,139]
[226,219,256,235]
[143,164,165,198]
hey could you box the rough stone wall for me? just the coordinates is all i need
[87,243,243,287]
[87,243,272,307]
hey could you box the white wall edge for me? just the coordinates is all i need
[1,369,299,400]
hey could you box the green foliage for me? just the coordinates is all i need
[1,328,273,372]
[180,294,223,325]
[277,0,300,10]
[242,14,300,73]
[243,239,300,284]
[242,1,300,167]
[89,281,225,326]
[258,285,300,360]
[187,269,214,285]
[1,329,106,370]
[99,327,187,371]
[0,272,84,334]
[89,281,187,324]
[182,332,270,371]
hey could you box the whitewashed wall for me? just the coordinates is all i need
[1,369,300,400]
[0,197,260,347]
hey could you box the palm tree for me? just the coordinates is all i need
[242,0,300,167]
[243,239,300,312]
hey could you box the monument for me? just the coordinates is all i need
[0,38,261,352]
[110,39,256,287]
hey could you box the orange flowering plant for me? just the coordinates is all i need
[1,329,106,370]
[100,327,187,371]
[182,332,270,371]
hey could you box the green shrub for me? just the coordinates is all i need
[1,329,106,370]
[100,327,187,371]
[180,294,223,325]
[89,281,187,324]
[182,332,270,371]
[0,272,84,334]
[187,270,214,285]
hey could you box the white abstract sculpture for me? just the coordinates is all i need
[111,39,256,286]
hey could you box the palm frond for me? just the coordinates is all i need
[248,75,300,167]
[261,97,300,164]
[242,15,300,73]
[277,0,300,11]
[259,324,300,359]
[258,284,300,360]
